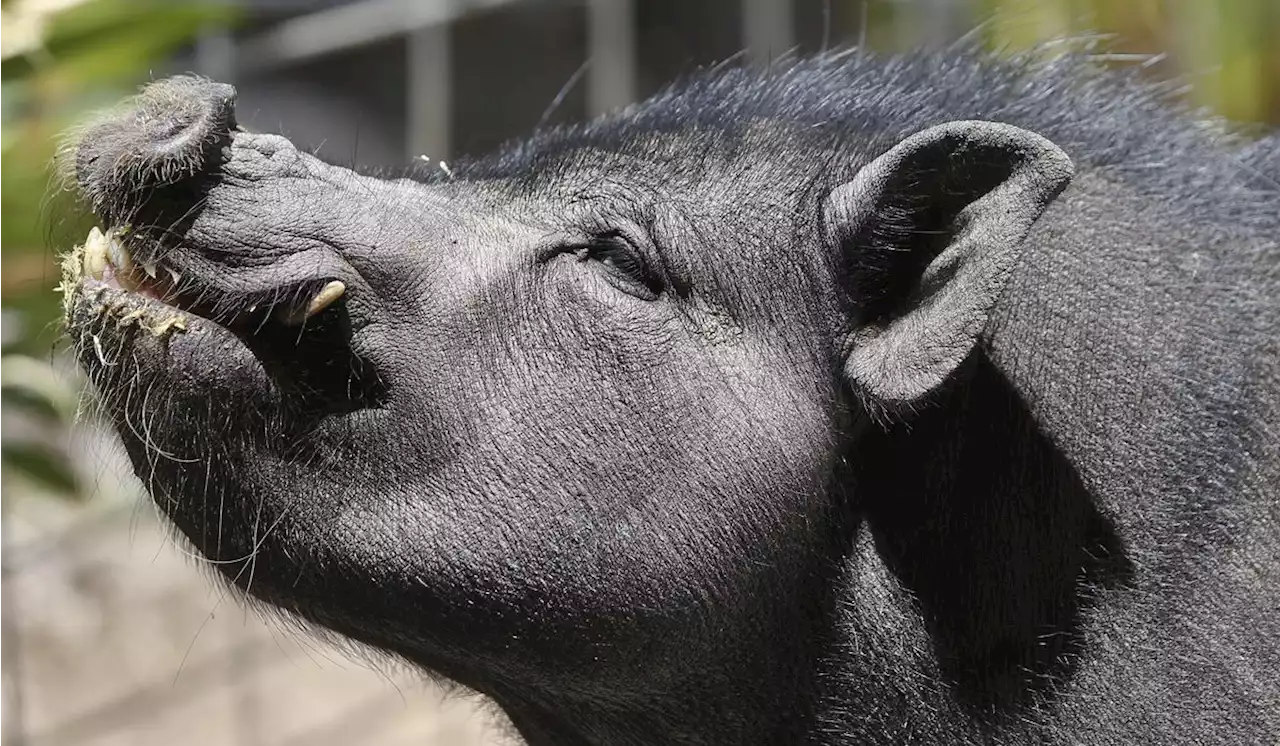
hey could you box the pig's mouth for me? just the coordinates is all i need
[66,225,347,333]
[60,222,386,428]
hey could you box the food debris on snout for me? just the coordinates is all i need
[58,226,189,338]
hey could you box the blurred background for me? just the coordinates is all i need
[2,1,1277,744]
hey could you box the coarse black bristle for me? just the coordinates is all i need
[429,45,1275,237]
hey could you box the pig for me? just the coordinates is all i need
[59,48,1278,745]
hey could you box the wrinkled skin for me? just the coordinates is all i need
[61,51,1278,745]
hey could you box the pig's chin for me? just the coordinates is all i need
[65,276,273,406]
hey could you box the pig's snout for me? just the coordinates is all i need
[72,76,237,222]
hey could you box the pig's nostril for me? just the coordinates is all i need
[153,118,187,140]
[73,77,239,216]
[138,80,236,163]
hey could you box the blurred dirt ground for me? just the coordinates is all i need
[1,425,514,746]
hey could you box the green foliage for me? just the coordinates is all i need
[976,0,1280,125]
[1,313,83,499]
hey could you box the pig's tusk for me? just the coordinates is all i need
[280,281,346,325]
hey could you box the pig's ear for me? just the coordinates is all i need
[824,120,1073,412]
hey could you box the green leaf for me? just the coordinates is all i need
[1,352,80,417]
[3,0,237,82]
[1,442,81,498]
[1,384,66,422]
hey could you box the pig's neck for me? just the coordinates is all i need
[487,358,1097,745]
[481,520,849,745]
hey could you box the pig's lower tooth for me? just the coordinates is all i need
[80,226,134,281]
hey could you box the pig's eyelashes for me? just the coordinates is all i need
[580,235,664,301]
[588,237,644,278]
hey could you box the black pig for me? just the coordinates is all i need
[59,49,1278,744]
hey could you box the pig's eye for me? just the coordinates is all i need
[581,234,663,300]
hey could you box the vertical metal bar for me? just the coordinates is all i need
[743,0,794,66]
[407,23,452,162]
[586,0,635,117]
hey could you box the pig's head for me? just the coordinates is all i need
[60,73,1071,741]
